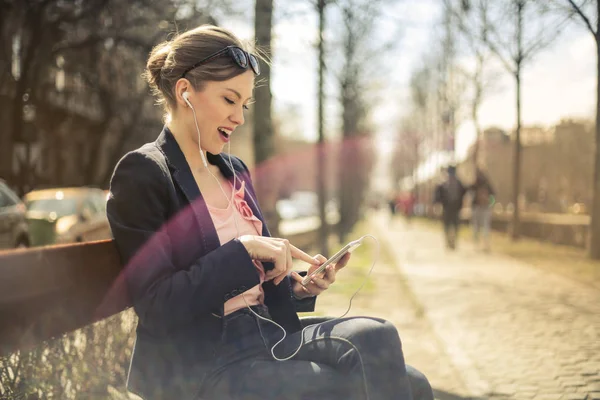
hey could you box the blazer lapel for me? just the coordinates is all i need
[155,127,220,252]
[156,127,271,244]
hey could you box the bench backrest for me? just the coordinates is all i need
[0,240,128,356]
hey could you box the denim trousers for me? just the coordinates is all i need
[198,305,432,400]
[472,205,492,243]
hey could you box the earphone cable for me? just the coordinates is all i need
[189,100,241,238]
[242,235,379,399]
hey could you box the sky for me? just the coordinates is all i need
[221,0,596,188]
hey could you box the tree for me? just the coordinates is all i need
[253,0,280,237]
[558,0,600,257]
[0,0,108,191]
[330,0,385,241]
[460,0,568,239]
[0,0,230,194]
[445,0,498,167]
[316,0,329,256]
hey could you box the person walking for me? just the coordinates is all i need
[433,165,467,250]
[469,168,495,252]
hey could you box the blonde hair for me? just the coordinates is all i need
[144,25,262,112]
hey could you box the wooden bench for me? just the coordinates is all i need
[0,240,128,356]
[0,218,333,356]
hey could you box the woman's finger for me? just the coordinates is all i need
[324,264,336,283]
[290,243,321,265]
[291,272,317,296]
[275,241,294,285]
[313,254,327,264]
[334,252,351,271]
[307,274,329,290]
[290,271,304,284]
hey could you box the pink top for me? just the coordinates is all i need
[207,180,266,316]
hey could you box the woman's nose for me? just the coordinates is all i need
[230,107,245,126]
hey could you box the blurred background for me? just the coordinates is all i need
[0,0,598,252]
[1,0,599,399]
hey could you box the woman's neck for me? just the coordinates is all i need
[167,118,210,173]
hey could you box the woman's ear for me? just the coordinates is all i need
[175,78,192,108]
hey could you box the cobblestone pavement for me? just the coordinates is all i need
[313,233,470,399]
[372,213,600,400]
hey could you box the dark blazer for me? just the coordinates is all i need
[107,127,316,400]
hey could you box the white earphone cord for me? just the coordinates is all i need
[188,93,374,399]
[188,97,241,237]
[242,234,379,400]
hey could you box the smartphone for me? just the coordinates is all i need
[301,238,364,286]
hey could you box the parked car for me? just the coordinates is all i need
[0,180,30,249]
[276,191,338,220]
[24,187,110,246]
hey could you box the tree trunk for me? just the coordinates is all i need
[511,0,524,240]
[253,0,279,236]
[590,34,600,259]
[472,100,481,167]
[472,51,484,169]
[316,0,329,257]
[512,69,522,240]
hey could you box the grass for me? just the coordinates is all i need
[295,220,381,316]
[324,221,377,296]
[416,216,600,290]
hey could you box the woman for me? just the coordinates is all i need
[107,25,433,400]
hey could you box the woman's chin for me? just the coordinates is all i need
[205,147,225,157]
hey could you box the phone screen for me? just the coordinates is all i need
[301,239,363,286]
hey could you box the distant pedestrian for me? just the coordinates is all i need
[400,191,416,224]
[434,165,467,250]
[388,190,399,218]
[469,168,495,252]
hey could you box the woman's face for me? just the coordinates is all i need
[185,70,254,155]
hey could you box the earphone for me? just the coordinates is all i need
[183,91,209,169]
[184,90,241,237]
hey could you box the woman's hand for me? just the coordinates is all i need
[239,235,320,285]
[290,252,351,298]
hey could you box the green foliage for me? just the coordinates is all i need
[0,310,137,399]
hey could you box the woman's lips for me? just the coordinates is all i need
[218,129,230,142]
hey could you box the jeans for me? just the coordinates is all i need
[199,306,422,400]
[472,205,491,248]
[442,210,460,249]
[299,316,433,400]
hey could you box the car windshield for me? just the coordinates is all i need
[27,198,78,218]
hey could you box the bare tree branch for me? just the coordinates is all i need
[566,0,597,35]
[522,13,571,60]
[451,0,516,73]
[483,34,517,74]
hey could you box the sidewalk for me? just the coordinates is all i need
[372,212,600,400]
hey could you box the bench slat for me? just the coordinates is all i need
[0,240,128,355]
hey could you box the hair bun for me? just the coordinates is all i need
[145,42,171,90]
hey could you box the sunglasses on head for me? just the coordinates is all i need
[181,46,260,78]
